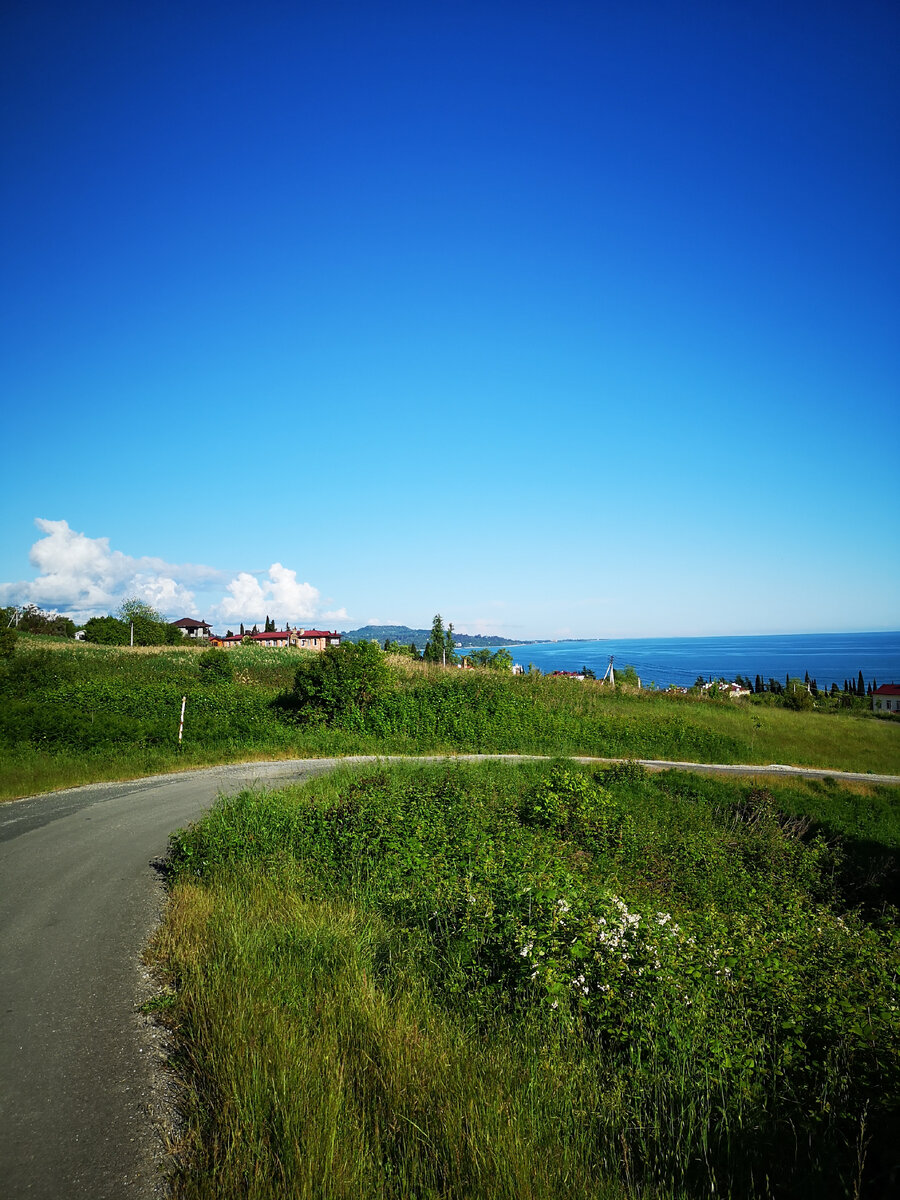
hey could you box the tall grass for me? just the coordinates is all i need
[151,760,900,1198]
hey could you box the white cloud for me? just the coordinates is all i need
[219,573,268,621]
[321,607,349,623]
[267,563,319,621]
[216,563,320,625]
[0,519,339,632]
[0,519,199,620]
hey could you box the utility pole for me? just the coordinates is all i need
[602,655,615,685]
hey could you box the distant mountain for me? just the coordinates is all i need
[340,624,529,649]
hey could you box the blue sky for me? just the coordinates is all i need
[1,0,898,638]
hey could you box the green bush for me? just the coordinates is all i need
[0,627,17,659]
[283,640,393,725]
[197,648,234,683]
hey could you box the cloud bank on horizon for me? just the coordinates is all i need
[0,519,344,630]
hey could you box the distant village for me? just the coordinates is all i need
[171,617,342,653]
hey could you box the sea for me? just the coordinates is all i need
[463,631,900,691]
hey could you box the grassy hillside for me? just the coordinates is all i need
[0,637,897,801]
[150,759,900,1198]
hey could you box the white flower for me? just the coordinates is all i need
[520,941,534,958]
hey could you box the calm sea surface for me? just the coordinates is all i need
[468,632,900,689]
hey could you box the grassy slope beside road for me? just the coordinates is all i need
[152,759,900,1199]
[0,639,897,800]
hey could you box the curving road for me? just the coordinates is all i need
[2,755,898,1198]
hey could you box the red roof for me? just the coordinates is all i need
[249,630,293,640]
[296,629,338,638]
[173,617,211,629]
[874,684,900,695]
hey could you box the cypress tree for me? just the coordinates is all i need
[858,670,865,696]
[240,622,245,636]
[444,622,457,666]
[755,674,762,694]
[424,614,446,664]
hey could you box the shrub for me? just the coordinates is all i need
[197,648,234,683]
[285,640,393,724]
[0,627,17,659]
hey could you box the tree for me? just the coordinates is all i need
[581,665,597,680]
[783,678,814,711]
[466,647,513,671]
[423,614,448,664]
[858,670,865,696]
[468,649,493,667]
[0,627,17,659]
[240,623,245,636]
[444,622,457,667]
[117,598,167,646]
[83,615,130,644]
[14,604,75,638]
[491,647,513,672]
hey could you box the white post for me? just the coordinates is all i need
[178,695,186,747]
[130,621,134,647]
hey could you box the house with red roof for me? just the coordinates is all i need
[872,683,900,713]
[209,628,341,651]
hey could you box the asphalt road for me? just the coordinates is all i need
[0,759,347,1200]
[2,754,898,1198]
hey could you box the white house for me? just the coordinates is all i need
[172,618,213,639]
[873,684,900,713]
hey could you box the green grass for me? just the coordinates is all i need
[151,760,900,1198]
[1,640,897,801]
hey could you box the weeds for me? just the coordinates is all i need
[153,760,900,1198]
